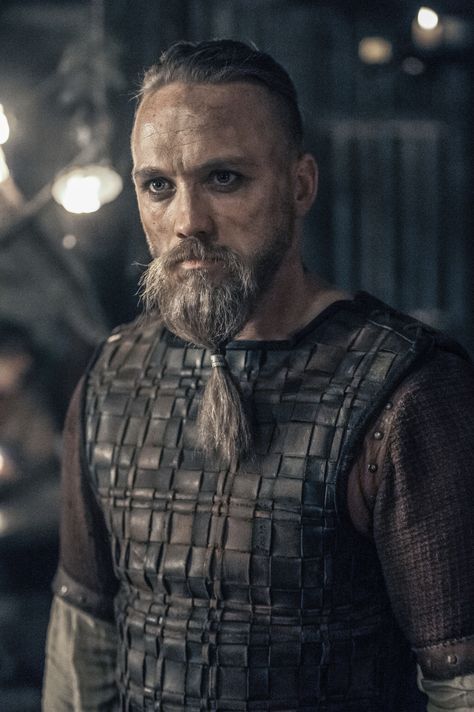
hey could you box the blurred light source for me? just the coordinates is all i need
[62,233,78,249]
[359,37,393,65]
[0,147,10,183]
[0,447,16,482]
[412,7,443,49]
[0,104,10,145]
[402,57,426,75]
[417,7,439,30]
[52,163,123,214]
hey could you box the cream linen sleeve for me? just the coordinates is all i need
[42,596,118,712]
[417,665,474,711]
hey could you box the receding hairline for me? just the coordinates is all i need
[133,79,302,156]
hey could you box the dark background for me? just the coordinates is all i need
[0,1,472,709]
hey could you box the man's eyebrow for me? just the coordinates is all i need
[132,166,162,182]
[198,157,259,171]
[132,156,258,181]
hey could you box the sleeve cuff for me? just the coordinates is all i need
[53,566,116,622]
[415,635,474,680]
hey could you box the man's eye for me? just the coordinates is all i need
[147,178,170,193]
[210,171,240,187]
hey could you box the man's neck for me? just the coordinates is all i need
[235,256,352,341]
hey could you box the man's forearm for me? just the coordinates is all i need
[418,665,474,711]
[42,595,118,712]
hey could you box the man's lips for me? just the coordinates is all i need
[178,258,222,270]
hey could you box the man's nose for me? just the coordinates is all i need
[173,187,214,240]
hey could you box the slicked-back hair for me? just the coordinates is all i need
[136,39,304,153]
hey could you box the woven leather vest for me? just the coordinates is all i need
[84,293,434,711]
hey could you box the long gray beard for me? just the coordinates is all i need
[139,238,257,349]
[138,231,291,466]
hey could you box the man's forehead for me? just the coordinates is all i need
[133,116,251,171]
[131,81,294,175]
[137,109,228,144]
[133,81,280,144]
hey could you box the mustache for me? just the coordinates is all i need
[138,236,257,330]
[159,238,238,270]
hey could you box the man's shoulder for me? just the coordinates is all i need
[348,290,436,340]
[343,291,470,362]
[391,346,474,418]
[307,291,471,415]
[86,314,171,381]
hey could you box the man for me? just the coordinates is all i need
[43,40,474,711]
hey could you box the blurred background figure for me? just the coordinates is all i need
[0,322,59,711]
[0,321,57,469]
[0,0,473,708]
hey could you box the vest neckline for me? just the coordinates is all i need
[162,291,374,351]
[225,292,366,351]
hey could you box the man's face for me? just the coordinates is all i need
[132,81,316,346]
[133,81,311,267]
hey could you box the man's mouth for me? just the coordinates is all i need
[179,258,222,270]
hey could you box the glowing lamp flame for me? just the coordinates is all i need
[0,104,9,145]
[417,7,439,31]
[58,175,101,214]
[52,164,123,214]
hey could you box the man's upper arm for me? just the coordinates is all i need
[55,376,119,620]
[373,348,474,680]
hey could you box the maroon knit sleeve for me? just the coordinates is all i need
[373,348,474,680]
[54,377,119,621]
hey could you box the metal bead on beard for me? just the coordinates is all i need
[139,238,257,466]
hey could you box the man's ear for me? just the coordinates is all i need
[294,153,318,217]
